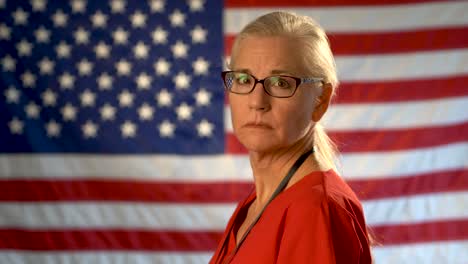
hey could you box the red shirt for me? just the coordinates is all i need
[210,170,372,264]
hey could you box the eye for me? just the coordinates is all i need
[270,77,291,89]
[235,73,251,85]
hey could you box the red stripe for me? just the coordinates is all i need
[0,229,220,251]
[224,76,468,104]
[372,219,468,245]
[226,122,468,154]
[350,169,468,200]
[333,75,468,104]
[0,219,466,250]
[225,0,448,7]
[0,170,465,202]
[225,28,468,55]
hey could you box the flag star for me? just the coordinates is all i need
[154,58,170,76]
[136,72,152,90]
[91,10,107,28]
[77,58,93,76]
[38,57,55,75]
[31,0,47,12]
[8,117,24,135]
[176,102,193,120]
[21,71,36,88]
[94,41,111,58]
[151,26,168,44]
[41,89,57,106]
[156,89,172,107]
[80,89,96,107]
[0,23,11,40]
[12,8,29,25]
[121,120,136,138]
[149,0,165,12]
[138,103,154,121]
[59,72,75,89]
[82,120,98,138]
[61,103,78,121]
[130,10,147,28]
[197,119,214,137]
[192,57,209,75]
[56,41,71,58]
[188,0,204,11]
[110,0,125,13]
[134,41,149,59]
[45,119,61,137]
[159,120,175,137]
[171,40,189,58]
[34,26,51,43]
[190,25,207,43]
[113,27,129,45]
[169,9,185,27]
[52,10,68,27]
[195,88,211,106]
[118,89,134,107]
[1,55,16,72]
[25,101,41,118]
[16,39,33,56]
[4,86,20,104]
[173,71,191,89]
[70,0,86,13]
[116,59,132,76]
[100,103,116,120]
[74,27,90,44]
[97,72,113,90]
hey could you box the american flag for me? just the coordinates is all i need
[0,0,467,263]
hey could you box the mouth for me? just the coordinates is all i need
[242,122,273,129]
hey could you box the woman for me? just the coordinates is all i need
[210,11,372,264]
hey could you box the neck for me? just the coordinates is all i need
[248,133,317,206]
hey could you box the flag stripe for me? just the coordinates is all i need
[1,143,466,180]
[372,219,468,245]
[225,27,468,55]
[0,219,465,250]
[225,0,448,7]
[225,97,468,131]
[224,2,468,33]
[0,251,213,264]
[0,192,465,229]
[226,122,468,153]
[224,75,468,104]
[0,169,465,202]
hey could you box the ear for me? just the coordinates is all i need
[312,83,333,122]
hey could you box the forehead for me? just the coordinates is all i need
[232,36,307,75]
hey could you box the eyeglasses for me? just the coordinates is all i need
[221,71,324,98]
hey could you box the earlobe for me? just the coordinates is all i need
[312,83,333,122]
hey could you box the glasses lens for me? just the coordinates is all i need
[265,76,297,97]
[225,72,253,94]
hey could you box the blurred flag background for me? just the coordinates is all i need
[0,0,467,263]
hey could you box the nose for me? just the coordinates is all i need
[247,82,270,111]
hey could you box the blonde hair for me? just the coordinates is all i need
[230,11,340,171]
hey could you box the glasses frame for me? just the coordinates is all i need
[221,70,324,98]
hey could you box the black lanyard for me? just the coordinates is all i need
[215,148,315,264]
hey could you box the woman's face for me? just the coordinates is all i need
[229,36,324,153]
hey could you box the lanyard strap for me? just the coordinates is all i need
[217,147,315,264]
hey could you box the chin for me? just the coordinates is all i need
[236,133,281,153]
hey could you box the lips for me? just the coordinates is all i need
[243,121,273,129]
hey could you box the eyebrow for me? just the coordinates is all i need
[233,69,295,76]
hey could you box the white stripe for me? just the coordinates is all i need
[0,143,466,180]
[336,49,468,81]
[224,2,468,33]
[372,241,468,264]
[0,203,235,230]
[0,251,212,264]
[225,49,468,81]
[224,97,468,131]
[0,192,465,229]
[363,192,468,226]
